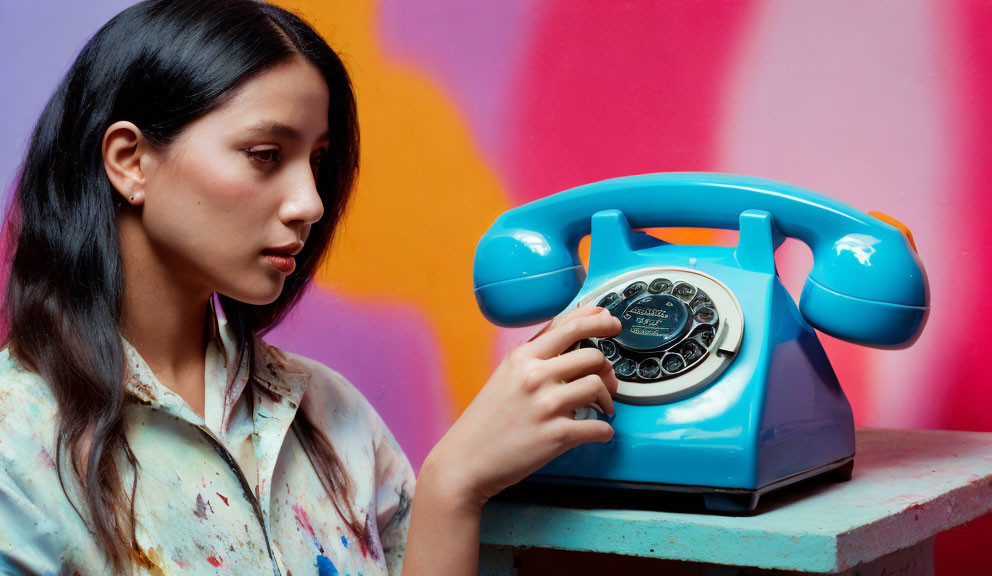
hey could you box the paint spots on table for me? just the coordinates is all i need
[216,492,229,506]
[340,535,348,548]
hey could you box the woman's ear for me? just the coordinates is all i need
[102,120,150,206]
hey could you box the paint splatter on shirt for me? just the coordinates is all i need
[0,318,415,575]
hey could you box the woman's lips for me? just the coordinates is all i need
[262,251,296,274]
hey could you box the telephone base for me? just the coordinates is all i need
[493,456,854,515]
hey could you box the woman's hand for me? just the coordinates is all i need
[421,305,622,512]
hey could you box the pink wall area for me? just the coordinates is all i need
[2,0,989,571]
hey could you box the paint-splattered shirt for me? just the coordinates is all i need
[0,318,415,575]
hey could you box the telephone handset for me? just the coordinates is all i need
[475,172,927,345]
[473,173,929,512]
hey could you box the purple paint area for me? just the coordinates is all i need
[377,0,541,175]
[265,284,451,470]
[0,0,138,202]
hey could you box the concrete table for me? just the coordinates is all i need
[479,428,992,575]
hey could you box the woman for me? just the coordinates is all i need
[0,1,621,574]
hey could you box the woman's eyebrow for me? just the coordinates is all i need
[245,121,329,143]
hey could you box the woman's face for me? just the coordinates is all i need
[135,55,329,305]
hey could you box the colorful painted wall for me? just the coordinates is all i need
[2,0,990,571]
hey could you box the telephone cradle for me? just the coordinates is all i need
[473,173,929,513]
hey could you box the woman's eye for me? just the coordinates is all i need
[243,148,280,164]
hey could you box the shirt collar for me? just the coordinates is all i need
[122,338,207,426]
[122,302,309,429]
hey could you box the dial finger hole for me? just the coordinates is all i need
[672,282,696,302]
[597,292,620,309]
[622,281,647,299]
[679,340,705,364]
[693,306,717,324]
[598,339,619,360]
[689,289,711,310]
[661,353,686,374]
[636,358,662,380]
[692,325,716,347]
[648,278,672,294]
[614,357,637,378]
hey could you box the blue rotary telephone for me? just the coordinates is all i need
[473,173,929,512]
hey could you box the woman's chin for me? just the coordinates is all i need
[220,277,285,306]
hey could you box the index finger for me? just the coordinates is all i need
[525,307,622,360]
[525,304,604,344]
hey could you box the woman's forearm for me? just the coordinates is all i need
[401,452,485,576]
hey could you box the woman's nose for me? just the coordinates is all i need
[280,163,325,225]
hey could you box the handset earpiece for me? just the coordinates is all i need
[799,225,929,348]
[473,226,585,327]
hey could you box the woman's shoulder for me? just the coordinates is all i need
[0,347,61,490]
[0,346,58,429]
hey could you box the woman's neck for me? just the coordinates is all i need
[118,214,212,419]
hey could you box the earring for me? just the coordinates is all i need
[129,194,134,202]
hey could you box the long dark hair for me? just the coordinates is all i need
[2,0,365,572]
